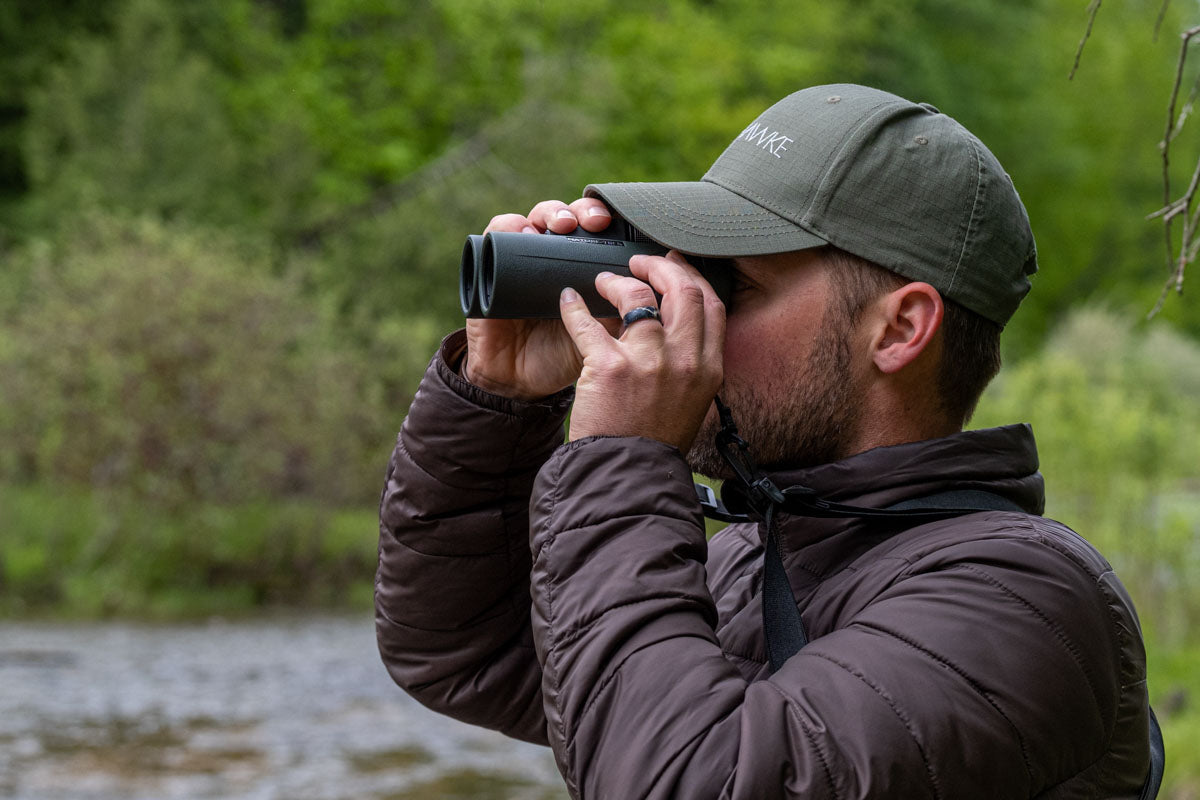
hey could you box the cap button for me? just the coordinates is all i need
[914,135,929,146]
[826,95,841,104]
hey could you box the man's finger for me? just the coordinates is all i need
[701,287,727,369]
[559,287,618,357]
[630,251,711,303]
[528,200,578,234]
[484,213,537,235]
[567,198,613,233]
[629,253,710,350]
[594,271,660,324]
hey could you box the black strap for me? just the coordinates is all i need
[756,487,1021,673]
[708,397,1026,671]
[703,477,1166,799]
[705,397,1163,798]
[760,504,808,666]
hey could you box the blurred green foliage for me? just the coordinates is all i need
[5,0,1199,344]
[973,309,1200,797]
[975,308,1200,645]
[1,0,1199,790]
[0,481,377,617]
[0,212,391,507]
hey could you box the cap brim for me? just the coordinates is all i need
[585,180,828,257]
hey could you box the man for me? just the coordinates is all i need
[376,84,1153,798]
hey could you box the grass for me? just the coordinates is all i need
[0,482,378,619]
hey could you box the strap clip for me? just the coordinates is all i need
[714,396,786,517]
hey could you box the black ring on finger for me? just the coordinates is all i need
[622,306,662,327]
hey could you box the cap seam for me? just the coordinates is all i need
[801,101,912,225]
[698,176,828,239]
[591,180,827,255]
[946,133,985,296]
[704,159,875,252]
[625,183,795,230]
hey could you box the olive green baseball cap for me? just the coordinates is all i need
[585,83,1038,326]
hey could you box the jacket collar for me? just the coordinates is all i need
[762,424,1042,511]
[729,424,1045,569]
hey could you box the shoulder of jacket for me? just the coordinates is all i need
[875,512,1142,666]
[886,511,1114,583]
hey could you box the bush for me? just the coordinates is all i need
[973,307,1200,645]
[0,481,378,617]
[0,212,397,508]
[973,309,1200,795]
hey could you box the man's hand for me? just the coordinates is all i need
[463,198,616,401]
[559,251,726,453]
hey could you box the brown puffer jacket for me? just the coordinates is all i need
[376,333,1152,799]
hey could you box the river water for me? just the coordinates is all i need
[0,615,568,800]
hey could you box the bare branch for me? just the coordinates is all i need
[1069,0,1103,81]
[1187,234,1200,263]
[1166,70,1200,142]
[1150,25,1200,317]
[1154,0,1172,42]
[1149,199,1188,222]
[1161,26,1200,148]
[1186,190,1200,233]
[1149,157,1200,221]
[1150,245,1189,318]
[1149,275,1178,317]
[294,100,544,248]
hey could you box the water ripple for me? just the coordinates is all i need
[0,616,566,800]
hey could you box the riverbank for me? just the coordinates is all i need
[4,465,1197,796]
[0,615,567,800]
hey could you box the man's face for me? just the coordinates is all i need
[687,249,869,478]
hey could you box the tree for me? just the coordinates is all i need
[0,212,392,507]
[1074,0,1200,313]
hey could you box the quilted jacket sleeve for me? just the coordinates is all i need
[376,331,572,744]
[529,436,1146,799]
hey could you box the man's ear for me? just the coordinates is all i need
[868,282,944,375]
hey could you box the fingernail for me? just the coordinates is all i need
[555,209,575,221]
[522,225,537,234]
[561,287,579,303]
[596,271,614,280]
[586,207,611,218]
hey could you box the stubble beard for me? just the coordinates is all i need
[686,320,862,480]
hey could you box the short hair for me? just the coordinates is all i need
[822,246,1002,426]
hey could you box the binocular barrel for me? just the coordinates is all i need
[460,228,732,319]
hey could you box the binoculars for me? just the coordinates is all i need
[459,221,733,318]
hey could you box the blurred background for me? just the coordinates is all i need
[1,0,1198,797]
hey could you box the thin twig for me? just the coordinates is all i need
[1186,185,1200,232]
[1147,193,1186,221]
[1149,157,1200,221]
[1167,70,1200,142]
[1069,0,1103,80]
[1150,26,1200,317]
[1160,27,1200,150]
[1149,198,1188,223]
[1187,234,1200,262]
[1154,0,1172,42]
[294,100,543,248]
[1150,247,1190,317]
[477,154,525,191]
[1158,30,1200,261]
